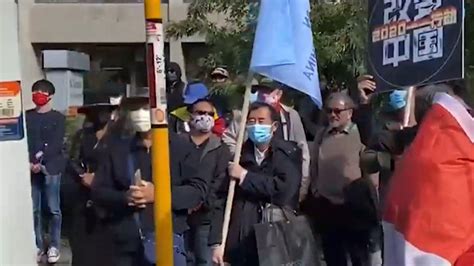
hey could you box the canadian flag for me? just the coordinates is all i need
[383,93,474,266]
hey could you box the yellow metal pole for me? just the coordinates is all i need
[144,0,173,265]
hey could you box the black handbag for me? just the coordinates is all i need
[254,205,322,266]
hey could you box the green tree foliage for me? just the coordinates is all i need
[166,0,368,91]
[167,0,473,102]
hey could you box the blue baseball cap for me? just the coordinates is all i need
[184,82,209,104]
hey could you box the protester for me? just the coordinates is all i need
[210,67,229,84]
[67,98,119,266]
[169,82,226,136]
[381,87,474,266]
[209,67,235,131]
[210,102,302,266]
[222,78,310,201]
[167,62,187,111]
[91,96,211,266]
[26,79,66,263]
[169,82,209,134]
[303,92,378,266]
[183,98,231,266]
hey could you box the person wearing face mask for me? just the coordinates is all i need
[66,97,119,266]
[303,92,378,266]
[222,77,310,202]
[166,62,187,112]
[169,82,226,136]
[182,98,231,266]
[209,102,302,266]
[25,79,66,264]
[91,96,210,266]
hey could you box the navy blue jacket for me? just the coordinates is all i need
[26,109,66,175]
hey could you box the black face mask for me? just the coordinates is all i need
[89,111,111,132]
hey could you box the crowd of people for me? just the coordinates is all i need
[26,62,472,266]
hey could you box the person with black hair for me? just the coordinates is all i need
[66,98,119,266]
[223,78,310,202]
[26,79,65,263]
[168,82,226,136]
[210,102,302,266]
[91,97,211,266]
[183,98,231,266]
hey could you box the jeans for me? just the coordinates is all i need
[174,234,187,266]
[190,224,212,266]
[31,173,62,250]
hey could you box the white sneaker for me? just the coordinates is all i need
[47,247,60,264]
[36,249,45,263]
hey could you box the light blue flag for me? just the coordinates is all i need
[250,0,322,107]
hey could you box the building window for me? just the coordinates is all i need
[181,42,209,81]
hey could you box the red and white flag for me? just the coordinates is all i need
[383,93,474,266]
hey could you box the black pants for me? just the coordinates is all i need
[303,196,371,266]
[321,227,370,266]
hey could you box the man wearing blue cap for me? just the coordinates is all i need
[169,82,211,134]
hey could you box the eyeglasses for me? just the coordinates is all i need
[325,108,351,115]
[194,110,215,117]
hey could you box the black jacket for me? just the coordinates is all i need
[209,139,302,265]
[66,128,116,266]
[186,134,232,226]
[344,176,379,231]
[166,62,186,112]
[91,132,210,252]
[26,109,66,175]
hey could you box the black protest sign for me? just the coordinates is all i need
[368,0,464,91]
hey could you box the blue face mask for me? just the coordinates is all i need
[246,124,273,145]
[249,92,258,103]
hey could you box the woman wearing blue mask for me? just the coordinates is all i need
[209,102,303,266]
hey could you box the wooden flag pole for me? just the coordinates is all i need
[403,86,415,127]
[220,72,254,251]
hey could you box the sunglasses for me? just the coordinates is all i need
[325,108,351,115]
[194,110,215,116]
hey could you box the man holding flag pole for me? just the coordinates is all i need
[210,0,322,265]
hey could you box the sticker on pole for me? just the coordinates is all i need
[0,81,24,141]
[146,21,167,126]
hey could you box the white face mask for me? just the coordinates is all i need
[109,96,123,106]
[190,114,215,133]
[129,108,151,132]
